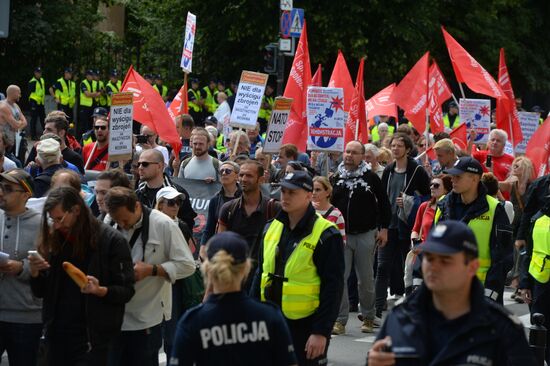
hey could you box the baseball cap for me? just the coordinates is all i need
[156,187,183,201]
[444,156,484,176]
[203,115,218,126]
[280,171,313,192]
[110,69,119,77]
[421,220,478,256]
[449,101,458,108]
[37,138,60,156]
[64,67,73,73]
[34,67,42,73]
[0,169,34,195]
[92,107,109,118]
[207,231,248,264]
[190,77,199,84]
[86,69,95,76]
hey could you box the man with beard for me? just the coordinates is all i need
[0,85,27,155]
[176,127,219,182]
[82,118,109,171]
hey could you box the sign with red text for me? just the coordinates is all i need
[307,86,345,152]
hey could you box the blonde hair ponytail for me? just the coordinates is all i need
[202,250,251,288]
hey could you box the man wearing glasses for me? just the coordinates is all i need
[82,118,109,171]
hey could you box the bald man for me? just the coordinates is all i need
[0,85,27,154]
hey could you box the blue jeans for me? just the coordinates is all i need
[0,321,42,366]
[107,324,162,366]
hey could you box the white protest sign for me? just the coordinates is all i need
[180,12,196,73]
[109,92,134,161]
[214,101,232,144]
[459,98,491,144]
[306,86,345,152]
[230,71,268,129]
[263,97,293,153]
[515,112,540,154]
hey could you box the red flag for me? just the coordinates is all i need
[428,62,452,133]
[281,21,311,152]
[450,123,468,151]
[526,118,550,178]
[122,66,182,155]
[345,57,368,144]
[168,80,189,121]
[496,48,523,146]
[365,83,398,119]
[328,51,355,113]
[393,52,429,134]
[311,64,323,87]
[441,27,507,100]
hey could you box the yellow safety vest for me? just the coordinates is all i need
[434,195,498,284]
[529,214,550,283]
[260,214,336,320]
[202,86,217,113]
[97,80,107,107]
[29,77,45,105]
[225,88,233,97]
[106,80,122,106]
[56,78,76,107]
[216,133,226,153]
[188,89,202,112]
[80,79,95,107]
[258,95,275,120]
[443,114,461,129]
[371,124,395,142]
[153,84,168,98]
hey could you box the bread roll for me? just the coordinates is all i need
[62,261,88,289]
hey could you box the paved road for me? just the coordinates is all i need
[0,289,531,366]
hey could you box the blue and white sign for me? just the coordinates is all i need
[307,86,345,152]
[459,98,491,144]
[280,10,291,38]
[180,12,196,73]
[290,8,304,37]
[515,112,540,154]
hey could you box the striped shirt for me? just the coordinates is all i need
[316,206,347,245]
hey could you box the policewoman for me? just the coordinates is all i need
[169,231,297,366]
[252,171,344,366]
[519,196,550,364]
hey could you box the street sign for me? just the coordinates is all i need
[280,10,291,38]
[279,38,291,52]
[280,0,292,11]
[290,8,304,37]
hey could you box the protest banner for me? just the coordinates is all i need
[230,71,268,129]
[515,112,540,154]
[263,97,293,153]
[459,98,491,144]
[306,86,345,152]
[180,12,196,73]
[108,92,133,161]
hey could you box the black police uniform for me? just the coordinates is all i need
[169,291,297,366]
[372,279,536,365]
[28,75,46,138]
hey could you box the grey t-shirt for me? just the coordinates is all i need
[388,171,406,229]
[180,155,218,181]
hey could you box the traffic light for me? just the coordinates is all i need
[263,43,278,74]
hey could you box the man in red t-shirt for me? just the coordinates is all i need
[83,118,109,171]
[470,129,514,182]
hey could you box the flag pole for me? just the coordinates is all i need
[355,119,359,140]
[451,93,459,105]
[508,114,515,157]
[181,72,188,114]
[458,83,466,99]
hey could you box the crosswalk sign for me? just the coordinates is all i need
[290,8,304,37]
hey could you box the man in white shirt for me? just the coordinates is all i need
[105,187,196,366]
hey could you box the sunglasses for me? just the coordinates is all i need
[219,168,234,175]
[430,182,441,189]
[165,198,183,207]
[94,125,108,130]
[137,161,160,168]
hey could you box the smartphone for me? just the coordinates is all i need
[136,135,148,144]
[28,250,44,261]
[0,251,9,265]
[486,155,492,168]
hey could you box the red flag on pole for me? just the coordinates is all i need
[393,52,430,134]
[365,83,398,119]
[525,118,550,177]
[122,65,182,155]
[345,57,367,144]
[168,80,189,121]
[311,64,323,87]
[450,123,468,151]
[281,21,311,152]
[428,61,452,133]
[496,48,523,146]
[441,26,507,100]
[328,51,354,114]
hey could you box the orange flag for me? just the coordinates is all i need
[328,51,354,114]
[525,117,550,177]
[428,61,452,133]
[393,52,430,134]
[365,83,398,119]
[496,48,523,146]
[281,21,311,152]
[168,79,189,121]
[311,64,323,87]
[345,57,368,144]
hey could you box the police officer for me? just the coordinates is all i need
[49,67,76,121]
[28,67,46,139]
[367,220,535,365]
[187,78,203,125]
[144,73,154,85]
[81,107,108,147]
[258,84,275,134]
[435,156,513,303]
[169,231,297,366]
[201,79,218,116]
[153,74,168,102]
[253,171,344,366]
[94,69,108,107]
[443,101,460,130]
[106,69,122,106]
[78,69,100,137]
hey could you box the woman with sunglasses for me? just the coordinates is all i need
[199,161,242,259]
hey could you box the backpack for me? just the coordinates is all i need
[180,156,220,180]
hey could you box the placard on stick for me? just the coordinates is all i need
[230,71,268,130]
[263,97,293,153]
[306,86,345,152]
[109,92,134,162]
[459,98,491,144]
[180,12,196,73]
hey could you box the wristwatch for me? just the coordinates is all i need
[152,264,158,277]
